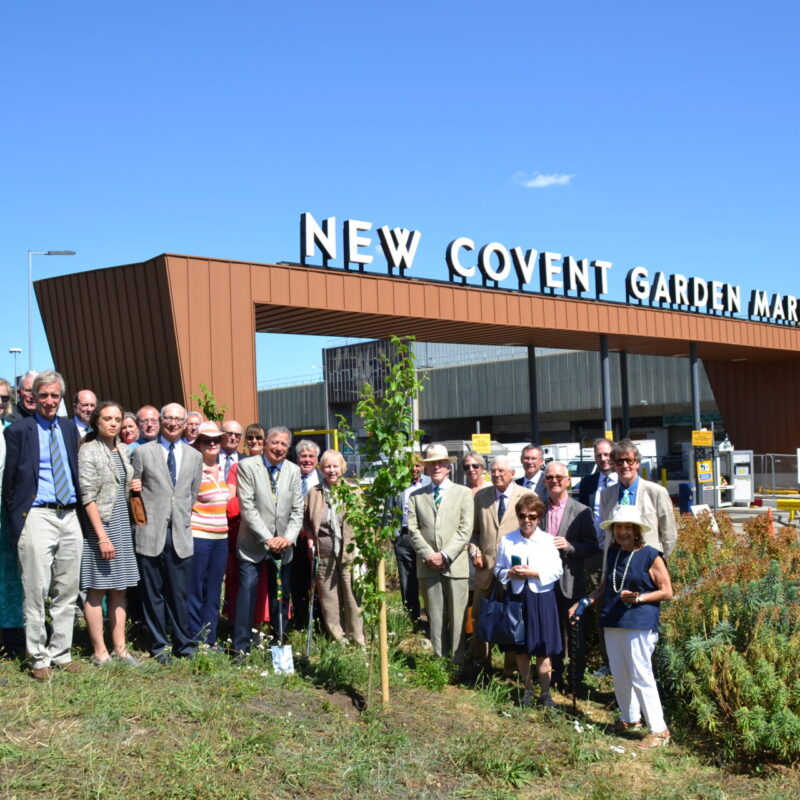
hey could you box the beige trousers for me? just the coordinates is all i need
[316,554,365,646]
[420,574,468,663]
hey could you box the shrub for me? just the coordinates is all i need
[660,512,800,764]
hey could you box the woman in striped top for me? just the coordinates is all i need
[188,422,230,648]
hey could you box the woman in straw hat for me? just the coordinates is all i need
[570,504,673,749]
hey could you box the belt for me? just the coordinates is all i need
[34,502,77,512]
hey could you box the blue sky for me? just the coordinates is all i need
[1,1,797,387]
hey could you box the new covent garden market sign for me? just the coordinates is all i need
[299,212,795,326]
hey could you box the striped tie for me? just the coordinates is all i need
[433,485,441,510]
[167,443,177,486]
[302,473,308,496]
[225,454,233,480]
[49,424,71,505]
[269,466,278,499]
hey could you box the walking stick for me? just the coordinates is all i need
[569,612,580,713]
[305,544,319,658]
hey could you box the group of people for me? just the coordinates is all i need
[400,439,676,749]
[0,369,364,682]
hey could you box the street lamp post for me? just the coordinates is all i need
[28,250,76,369]
[8,347,21,381]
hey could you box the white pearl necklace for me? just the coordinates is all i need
[611,546,638,594]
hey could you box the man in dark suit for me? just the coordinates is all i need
[515,444,547,500]
[3,370,83,680]
[71,389,97,439]
[233,425,304,659]
[543,461,598,689]
[132,403,203,663]
[578,437,617,549]
[6,370,38,423]
[219,420,245,480]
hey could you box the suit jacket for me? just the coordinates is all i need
[131,439,203,559]
[407,481,472,579]
[237,456,304,564]
[303,481,357,564]
[471,482,534,590]
[543,497,598,599]
[577,470,601,508]
[516,472,547,501]
[2,415,82,543]
[600,478,677,559]
[78,438,133,524]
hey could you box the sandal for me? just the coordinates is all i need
[612,719,643,734]
[636,729,670,749]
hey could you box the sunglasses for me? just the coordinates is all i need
[517,513,539,521]
[0,395,9,402]
[197,438,220,446]
[615,457,637,466]
[246,435,264,441]
[464,464,482,470]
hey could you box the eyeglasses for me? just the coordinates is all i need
[545,475,568,482]
[246,434,264,441]
[224,432,242,438]
[517,513,539,521]
[161,416,185,423]
[615,457,637,466]
[464,464,481,470]
[0,395,9,402]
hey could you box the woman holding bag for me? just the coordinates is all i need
[494,493,562,707]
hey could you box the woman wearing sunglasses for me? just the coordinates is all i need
[462,451,490,496]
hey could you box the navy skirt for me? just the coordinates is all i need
[502,588,562,657]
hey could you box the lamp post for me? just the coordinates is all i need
[8,347,21,381]
[28,250,76,369]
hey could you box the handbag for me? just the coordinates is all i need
[477,581,526,646]
[129,492,147,526]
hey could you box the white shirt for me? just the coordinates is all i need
[594,471,619,543]
[494,529,563,594]
[401,474,431,527]
[159,435,184,476]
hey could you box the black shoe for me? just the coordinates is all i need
[154,651,173,666]
[231,651,248,667]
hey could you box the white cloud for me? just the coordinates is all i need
[514,171,574,189]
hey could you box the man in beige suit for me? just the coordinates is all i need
[408,443,472,663]
[470,456,534,668]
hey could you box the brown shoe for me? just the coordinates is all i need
[612,719,643,734]
[636,729,670,750]
[30,666,53,682]
[54,661,82,674]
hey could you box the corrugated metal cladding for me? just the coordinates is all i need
[258,381,327,430]
[418,352,715,420]
[34,253,800,453]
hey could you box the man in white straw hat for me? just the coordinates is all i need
[407,443,472,663]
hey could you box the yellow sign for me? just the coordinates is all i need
[604,430,614,441]
[696,460,713,483]
[471,433,491,454]
[692,430,713,447]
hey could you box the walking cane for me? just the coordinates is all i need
[305,542,319,658]
[569,613,580,713]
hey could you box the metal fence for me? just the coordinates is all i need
[754,453,798,496]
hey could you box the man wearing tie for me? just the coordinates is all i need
[292,439,321,628]
[578,438,618,551]
[3,371,83,680]
[233,425,303,658]
[219,420,245,480]
[516,445,548,500]
[71,389,97,439]
[470,456,533,669]
[132,404,203,663]
[407,444,472,663]
[600,439,677,559]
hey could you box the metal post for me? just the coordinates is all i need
[600,335,612,437]
[620,351,630,437]
[527,345,539,443]
[690,342,701,431]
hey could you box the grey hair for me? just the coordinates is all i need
[160,403,187,420]
[613,438,641,463]
[266,425,292,440]
[32,370,66,397]
[296,438,321,457]
[17,370,39,390]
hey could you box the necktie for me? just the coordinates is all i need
[433,485,441,510]
[498,493,506,521]
[167,442,177,486]
[525,478,532,490]
[621,487,631,506]
[49,424,71,505]
[225,453,233,480]
[302,473,308,496]
[269,466,278,499]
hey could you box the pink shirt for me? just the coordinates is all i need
[546,495,568,537]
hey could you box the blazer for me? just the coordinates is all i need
[237,456,304,564]
[577,470,601,509]
[131,440,203,559]
[600,478,677,559]
[516,472,547,501]
[2,415,83,543]
[543,497,598,599]
[407,481,472,580]
[471,482,534,591]
[78,438,133,524]
[303,481,357,564]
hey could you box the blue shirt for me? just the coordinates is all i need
[617,476,640,507]
[33,413,78,505]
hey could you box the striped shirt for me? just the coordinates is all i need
[191,466,230,539]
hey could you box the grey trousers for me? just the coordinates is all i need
[420,574,468,663]
[17,507,82,668]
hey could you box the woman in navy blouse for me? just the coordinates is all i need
[570,504,673,749]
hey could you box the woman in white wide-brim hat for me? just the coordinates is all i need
[569,504,673,749]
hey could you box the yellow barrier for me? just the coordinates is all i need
[775,498,800,521]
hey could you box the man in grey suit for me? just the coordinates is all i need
[132,403,203,662]
[233,425,303,658]
[407,443,472,663]
[515,444,547,500]
[543,461,598,689]
[600,438,677,560]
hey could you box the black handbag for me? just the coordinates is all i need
[477,581,526,646]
